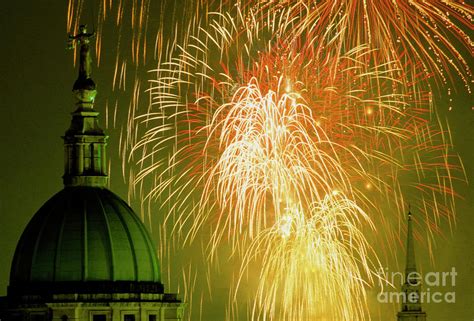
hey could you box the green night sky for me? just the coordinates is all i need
[0,1,472,320]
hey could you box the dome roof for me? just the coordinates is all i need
[10,186,161,291]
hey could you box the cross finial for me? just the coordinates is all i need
[67,25,95,48]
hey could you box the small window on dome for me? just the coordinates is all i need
[124,315,135,321]
[30,314,46,321]
[149,314,157,321]
[92,144,102,172]
[93,315,106,321]
[84,144,92,171]
[61,315,68,321]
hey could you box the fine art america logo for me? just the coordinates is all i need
[376,267,457,304]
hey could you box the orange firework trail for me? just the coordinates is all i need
[245,0,473,91]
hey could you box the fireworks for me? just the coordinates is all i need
[237,192,380,321]
[127,7,462,319]
[65,0,471,320]
[247,0,473,91]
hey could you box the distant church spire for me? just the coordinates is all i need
[405,210,417,276]
[63,25,108,187]
[397,210,427,321]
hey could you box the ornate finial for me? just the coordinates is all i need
[68,25,97,106]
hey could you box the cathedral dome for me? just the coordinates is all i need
[0,26,183,321]
[9,186,162,295]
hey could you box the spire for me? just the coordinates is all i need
[397,209,427,321]
[405,210,417,276]
[63,25,108,187]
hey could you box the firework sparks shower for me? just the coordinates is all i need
[66,0,471,320]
